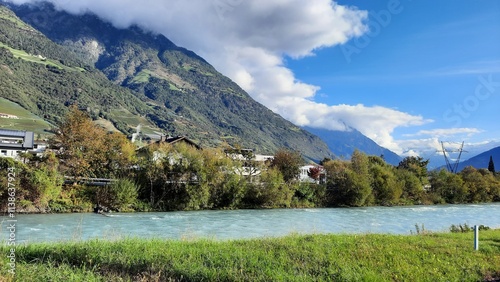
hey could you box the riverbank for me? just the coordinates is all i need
[1,230,499,281]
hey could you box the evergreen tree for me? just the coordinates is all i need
[488,156,495,173]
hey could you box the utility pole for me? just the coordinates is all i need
[439,141,466,173]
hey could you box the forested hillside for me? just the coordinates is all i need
[0,4,157,133]
[0,2,334,160]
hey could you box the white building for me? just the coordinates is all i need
[0,129,35,160]
[299,164,326,184]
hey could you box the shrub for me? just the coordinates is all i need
[96,178,138,211]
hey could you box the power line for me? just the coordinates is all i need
[438,141,467,173]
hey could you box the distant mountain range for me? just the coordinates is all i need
[302,126,402,166]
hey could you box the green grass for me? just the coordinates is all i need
[1,230,499,281]
[108,108,159,134]
[130,69,152,84]
[169,82,181,91]
[0,7,32,30]
[0,97,52,134]
[0,42,81,71]
[131,69,183,92]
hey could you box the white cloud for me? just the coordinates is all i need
[404,128,483,138]
[7,0,430,153]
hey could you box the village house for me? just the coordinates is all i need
[224,147,274,178]
[299,164,327,184]
[0,129,34,160]
[137,135,202,163]
[0,113,19,119]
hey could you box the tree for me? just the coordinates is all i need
[488,156,495,174]
[243,167,292,208]
[461,167,492,203]
[96,178,138,211]
[26,152,63,209]
[103,131,137,178]
[429,169,467,204]
[395,168,424,204]
[322,155,372,207]
[319,157,332,166]
[51,105,136,178]
[348,150,372,206]
[369,163,402,206]
[397,156,429,184]
[50,105,107,178]
[307,166,322,181]
[271,149,302,183]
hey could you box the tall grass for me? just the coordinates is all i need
[1,230,499,281]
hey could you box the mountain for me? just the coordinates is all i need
[440,146,500,172]
[0,4,158,133]
[422,141,500,170]
[0,2,334,160]
[302,126,402,165]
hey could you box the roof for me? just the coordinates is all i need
[159,136,202,150]
[0,129,34,149]
[0,129,28,137]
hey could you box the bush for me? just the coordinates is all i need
[96,179,138,211]
[450,223,491,233]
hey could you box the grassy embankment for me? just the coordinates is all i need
[0,229,499,281]
[0,97,52,134]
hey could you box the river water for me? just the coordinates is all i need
[2,203,500,243]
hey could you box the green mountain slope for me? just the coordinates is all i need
[2,2,334,160]
[0,4,162,135]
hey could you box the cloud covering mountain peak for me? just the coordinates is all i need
[4,0,429,154]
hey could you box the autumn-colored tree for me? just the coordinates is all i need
[51,105,106,178]
[307,166,322,181]
[271,149,303,183]
[103,131,136,178]
[51,105,135,178]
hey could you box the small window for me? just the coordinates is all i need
[1,150,7,156]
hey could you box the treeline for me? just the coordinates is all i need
[1,107,499,213]
[322,153,500,206]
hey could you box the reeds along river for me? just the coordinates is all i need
[2,203,500,244]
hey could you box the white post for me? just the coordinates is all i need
[474,225,479,251]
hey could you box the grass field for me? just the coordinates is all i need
[0,97,52,135]
[1,230,498,281]
[0,7,32,30]
[0,42,82,71]
[109,108,160,135]
[131,69,183,93]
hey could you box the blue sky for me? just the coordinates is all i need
[9,0,500,157]
[285,0,500,155]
